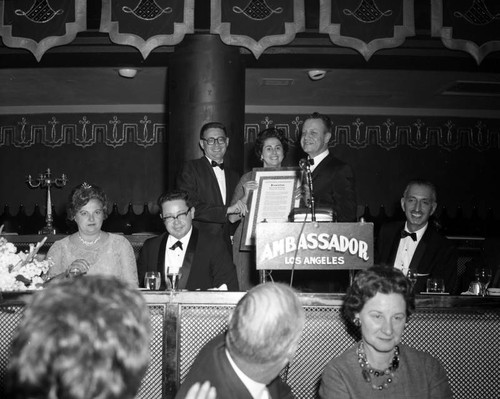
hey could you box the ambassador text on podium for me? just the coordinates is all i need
[256,222,374,273]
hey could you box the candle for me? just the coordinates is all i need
[47,189,52,219]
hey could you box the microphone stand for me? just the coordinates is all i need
[300,159,316,222]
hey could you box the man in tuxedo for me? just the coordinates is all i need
[300,112,357,222]
[376,180,458,294]
[174,283,305,399]
[137,190,239,291]
[294,112,357,292]
[176,122,243,252]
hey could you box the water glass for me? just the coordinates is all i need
[144,272,161,290]
[426,278,445,293]
[406,270,418,292]
[166,273,180,291]
[475,268,492,297]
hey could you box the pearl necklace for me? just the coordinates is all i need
[357,341,399,390]
[78,232,101,246]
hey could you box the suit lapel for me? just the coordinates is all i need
[311,152,331,182]
[388,222,405,267]
[203,157,224,205]
[158,233,169,289]
[409,227,431,272]
[178,227,198,289]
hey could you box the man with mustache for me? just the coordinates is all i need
[376,180,458,294]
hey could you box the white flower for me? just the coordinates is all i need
[0,238,53,291]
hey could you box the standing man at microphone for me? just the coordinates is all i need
[296,112,357,293]
[300,112,357,222]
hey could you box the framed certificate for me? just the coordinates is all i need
[240,167,301,250]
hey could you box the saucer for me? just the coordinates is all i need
[488,288,500,296]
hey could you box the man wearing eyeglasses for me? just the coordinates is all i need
[137,189,239,291]
[176,122,244,254]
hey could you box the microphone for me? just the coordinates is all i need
[299,158,316,222]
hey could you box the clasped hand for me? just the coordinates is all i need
[227,180,258,217]
[66,259,90,277]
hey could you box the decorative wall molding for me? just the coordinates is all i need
[244,115,500,151]
[99,0,194,59]
[319,0,415,61]
[211,0,305,59]
[0,114,166,148]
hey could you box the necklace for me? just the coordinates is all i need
[78,232,101,246]
[357,341,399,390]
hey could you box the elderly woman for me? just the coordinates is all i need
[228,127,289,290]
[319,266,453,398]
[47,183,138,286]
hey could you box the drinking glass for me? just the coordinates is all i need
[426,278,445,293]
[166,267,181,291]
[475,268,492,297]
[406,270,418,292]
[144,272,161,290]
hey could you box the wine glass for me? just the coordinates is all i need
[475,268,492,297]
[166,267,181,292]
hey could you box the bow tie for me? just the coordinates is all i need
[211,160,224,170]
[400,230,417,242]
[170,240,183,251]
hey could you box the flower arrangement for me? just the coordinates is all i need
[0,231,52,291]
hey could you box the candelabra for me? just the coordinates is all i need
[26,168,68,234]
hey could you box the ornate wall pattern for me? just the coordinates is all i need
[0,114,166,149]
[243,114,500,228]
[243,115,500,151]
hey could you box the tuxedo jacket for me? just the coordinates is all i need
[310,150,357,222]
[174,334,294,399]
[137,228,239,291]
[176,157,240,250]
[376,221,458,294]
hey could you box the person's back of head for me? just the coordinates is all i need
[226,283,305,368]
[6,275,150,399]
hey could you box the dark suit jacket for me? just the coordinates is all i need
[137,228,239,291]
[376,221,458,294]
[176,157,240,250]
[174,334,294,399]
[309,150,357,222]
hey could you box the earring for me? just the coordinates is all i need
[354,318,361,327]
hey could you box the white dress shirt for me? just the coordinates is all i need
[206,156,226,204]
[394,222,428,276]
[164,228,192,275]
[309,149,329,173]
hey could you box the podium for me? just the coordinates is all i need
[256,222,374,285]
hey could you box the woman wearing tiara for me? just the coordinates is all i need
[47,182,138,286]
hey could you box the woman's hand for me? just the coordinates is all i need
[242,180,258,200]
[66,259,90,277]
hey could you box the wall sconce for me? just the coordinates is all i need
[307,69,327,81]
[117,68,139,78]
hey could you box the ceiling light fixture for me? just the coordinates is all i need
[307,69,327,81]
[117,68,139,78]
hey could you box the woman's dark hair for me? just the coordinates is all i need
[67,182,108,220]
[254,127,289,159]
[343,265,415,325]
